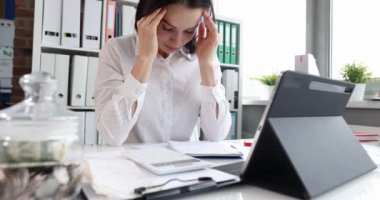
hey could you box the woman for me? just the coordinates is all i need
[95,0,231,145]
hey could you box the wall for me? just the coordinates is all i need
[11,0,34,103]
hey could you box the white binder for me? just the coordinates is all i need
[85,57,99,107]
[40,52,55,76]
[61,0,81,47]
[55,54,70,106]
[76,111,85,145]
[82,0,102,49]
[71,55,88,106]
[41,0,61,46]
[0,60,13,78]
[0,19,15,47]
[221,69,238,109]
[0,78,12,88]
[85,111,98,145]
[121,5,136,36]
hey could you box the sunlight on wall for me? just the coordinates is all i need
[215,0,306,99]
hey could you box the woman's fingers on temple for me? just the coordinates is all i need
[151,8,166,27]
[203,11,217,34]
[198,22,206,40]
[146,8,165,25]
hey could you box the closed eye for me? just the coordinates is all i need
[184,30,195,34]
[163,24,174,32]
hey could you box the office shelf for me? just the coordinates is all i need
[116,0,138,7]
[221,63,240,71]
[41,45,100,56]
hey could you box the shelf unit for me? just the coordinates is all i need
[32,0,243,141]
[216,15,243,139]
[32,0,126,145]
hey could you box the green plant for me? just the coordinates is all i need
[253,73,278,86]
[341,62,372,83]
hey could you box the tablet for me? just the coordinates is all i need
[240,71,376,199]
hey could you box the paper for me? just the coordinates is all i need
[85,157,239,199]
[168,141,243,157]
[363,144,380,166]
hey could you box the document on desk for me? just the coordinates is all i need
[363,144,380,166]
[168,141,243,158]
[84,157,240,199]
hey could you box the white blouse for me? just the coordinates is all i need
[95,35,231,145]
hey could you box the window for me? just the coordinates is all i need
[215,0,306,99]
[332,0,380,98]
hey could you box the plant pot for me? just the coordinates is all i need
[261,85,275,100]
[349,83,366,101]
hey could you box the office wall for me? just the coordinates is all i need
[11,0,34,103]
[242,104,380,138]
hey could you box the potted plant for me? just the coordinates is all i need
[252,73,278,100]
[341,62,372,101]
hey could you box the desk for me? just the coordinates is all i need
[82,141,380,200]
[180,169,380,200]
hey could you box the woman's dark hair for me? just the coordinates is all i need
[135,0,215,54]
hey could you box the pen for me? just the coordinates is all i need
[143,180,217,199]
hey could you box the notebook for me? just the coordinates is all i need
[123,147,211,175]
[168,141,243,158]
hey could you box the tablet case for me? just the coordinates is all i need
[242,71,377,199]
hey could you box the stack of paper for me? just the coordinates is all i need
[168,141,243,158]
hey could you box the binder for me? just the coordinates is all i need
[0,78,12,88]
[217,21,224,63]
[82,0,102,49]
[224,22,231,64]
[216,21,219,60]
[85,56,99,107]
[230,24,238,64]
[76,111,85,145]
[4,0,15,20]
[0,19,15,47]
[221,69,238,109]
[40,52,55,76]
[55,54,70,106]
[226,111,237,140]
[105,0,116,41]
[121,5,136,36]
[0,60,13,78]
[115,5,122,36]
[61,0,81,47]
[70,55,88,106]
[85,111,98,145]
[41,0,61,46]
[0,47,13,60]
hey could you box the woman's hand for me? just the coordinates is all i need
[196,11,219,86]
[136,8,166,60]
[132,8,166,83]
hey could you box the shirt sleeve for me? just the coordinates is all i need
[95,39,147,146]
[200,59,232,141]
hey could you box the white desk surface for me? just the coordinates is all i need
[175,141,380,200]
[82,139,380,200]
[180,168,380,200]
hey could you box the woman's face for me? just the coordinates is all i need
[157,4,203,57]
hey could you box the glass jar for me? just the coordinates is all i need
[0,72,80,167]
